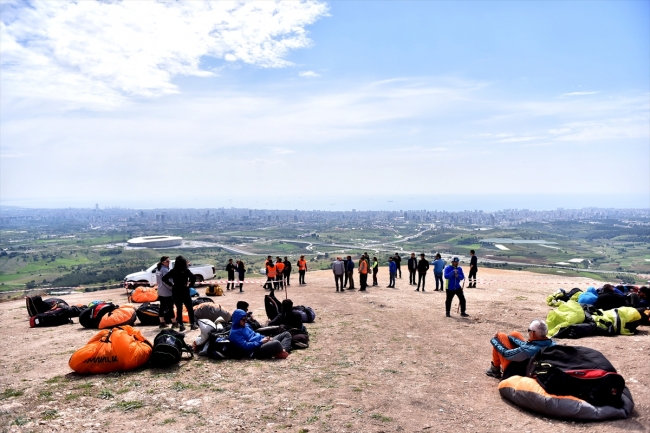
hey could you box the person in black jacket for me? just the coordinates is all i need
[394,253,402,279]
[225,258,236,290]
[268,299,308,349]
[416,253,430,292]
[283,256,292,286]
[594,285,626,311]
[162,255,197,332]
[407,253,418,285]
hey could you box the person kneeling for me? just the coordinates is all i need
[229,309,291,359]
[486,319,555,379]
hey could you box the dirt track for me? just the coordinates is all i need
[0,268,648,433]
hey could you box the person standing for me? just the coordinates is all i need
[407,253,418,285]
[275,257,285,290]
[416,253,429,292]
[155,256,174,328]
[444,257,469,318]
[432,253,445,291]
[265,261,277,290]
[468,250,478,288]
[297,255,307,285]
[346,255,355,290]
[394,253,402,278]
[387,257,397,288]
[358,256,368,291]
[372,257,379,286]
[162,255,197,332]
[263,256,274,290]
[343,256,349,287]
[332,257,345,292]
[236,260,246,293]
[282,256,292,287]
[225,258,236,290]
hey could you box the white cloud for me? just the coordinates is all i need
[561,91,599,97]
[299,71,320,78]
[0,0,328,109]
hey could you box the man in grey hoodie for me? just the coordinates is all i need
[332,257,346,292]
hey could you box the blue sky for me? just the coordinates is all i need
[1,0,648,211]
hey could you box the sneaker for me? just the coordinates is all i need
[445,312,451,317]
[294,342,309,349]
[190,324,198,331]
[415,289,419,292]
[460,312,470,317]
[486,363,502,379]
[179,324,186,332]
[158,323,169,329]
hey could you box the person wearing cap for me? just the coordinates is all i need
[416,253,429,292]
[485,319,555,379]
[229,309,291,359]
[332,257,346,292]
[444,257,469,317]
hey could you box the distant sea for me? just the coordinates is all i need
[1,194,648,212]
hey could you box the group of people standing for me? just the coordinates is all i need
[155,255,198,332]
[260,255,309,291]
[331,253,379,292]
[225,258,247,293]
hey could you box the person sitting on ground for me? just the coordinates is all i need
[486,319,556,379]
[594,284,627,311]
[235,300,261,330]
[268,299,304,331]
[229,309,291,359]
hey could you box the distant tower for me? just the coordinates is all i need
[404,211,408,221]
[95,203,99,211]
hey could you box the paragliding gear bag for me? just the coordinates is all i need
[150,329,193,367]
[29,307,73,327]
[527,345,625,407]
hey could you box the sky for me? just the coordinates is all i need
[1,0,649,212]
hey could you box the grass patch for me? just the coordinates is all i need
[12,417,30,426]
[307,415,319,423]
[98,389,114,399]
[113,400,144,412]
[1,388,23,400]
[162,418,176,424]
[41,409,58,420]
[171,381,191,392]
[73,382,94,390]
[39,390,52,399]
[370,413,392,422]
[45,375,63,384]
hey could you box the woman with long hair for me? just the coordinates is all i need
[162,255,197,331]
[155,256,174,328]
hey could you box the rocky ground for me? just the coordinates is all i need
[0,267,648,433]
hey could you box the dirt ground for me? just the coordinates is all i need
[0,267,648,433]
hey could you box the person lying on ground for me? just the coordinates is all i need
[486,319,555,379]
[594,284,627,311]
[229,309,291,359]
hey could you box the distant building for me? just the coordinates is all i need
[127,235,182,248]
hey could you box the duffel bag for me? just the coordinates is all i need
[29,307,73,328]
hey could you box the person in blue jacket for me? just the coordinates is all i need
[229,309,292,359]
[432,253,445,291]
[444,257,469,317]
[387,257,397,288]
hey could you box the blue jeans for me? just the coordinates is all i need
[434,273,443,290]
[389,272,396,287]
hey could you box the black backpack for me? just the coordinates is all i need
[150,329,193,368]
[136,302,161,326]
[29,307,73,328]
[527,345,625,407]
[78,302,118,329]
[293,305,316,323]
[26,296,69,317]
[264,291,282,320]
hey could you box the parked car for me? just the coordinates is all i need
[124,261,216,286]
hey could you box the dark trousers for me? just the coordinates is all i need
[284,272,291,286]
[334,274,343,290]
[158,295,174,321]
[172,290,194,324]
[468,269,477,286]
[238,273,245,291]
[227,272,235,290]
[417,273,426,290]
[445,289,467,314]
[359,273,368,290]
[264,277,276,290]
[389,272,396,287]
[409,270,416,285]
[372,269,378,285]
[299,270,306,284]
[276,275,284,290]
[434,273,443,290]
[253,331,292,358]
[397,265,401,278]
[346,271,354,289]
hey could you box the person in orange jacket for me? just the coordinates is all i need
[265,261,277,291]
[275,257,285,290]
[297,256,308,285]
[358,256,368,291]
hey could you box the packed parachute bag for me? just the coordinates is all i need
[136,302,162,326]
[30,307,73,328]
[149,329,194,368]
[194,303,231,323]
[99,305,137,329]
[546,288,583,307]
[192,297,215,307]
[79,302,119,329]
[128,286,158,303]
[26,296,69,317]
[293,305,316,323]
[264,290,283,320]
[69,326,152,374]
[205,285,223,296]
